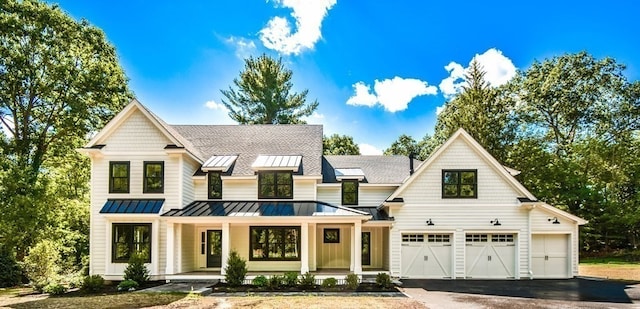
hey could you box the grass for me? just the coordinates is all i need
[580,256,640,264]
[579,262,640,281]
[0,290,187,309]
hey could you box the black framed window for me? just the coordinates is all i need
[258,171,293,199]
[208,172,222,199]
[250,226,300,261]
[442,169,477,198]
[143,162,164,193]
[112,223,151,263]
[323,228,340,243]
[341,180,358,205]
[109,161,130,193]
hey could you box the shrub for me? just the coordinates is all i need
[345,273,359,290]
[267,275,282,290]
[283,272,298,287]
[65,273,84,289]
[252,275,268,288]
[321,277,337,289]
[0,247,22,287]
[23,240,60,290]
[298,272,315,287]
[117,279,139,291]
[82,275,104,293]
[375,272,392,289]
[43,282,68,295]
[224,250,247,286]
[123,253,150,285]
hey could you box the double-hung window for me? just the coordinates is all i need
[143,162,164,193]
[208,172,222,199]
[341,179,358,205]
[258,171,293,199]
[442,169,477,198]
[109,161,130,193]
[112,223,151,263]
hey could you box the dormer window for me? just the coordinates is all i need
[258,171,293,199]
[342,179,359,205]
[442,170,477,198]
[208,172,222,199]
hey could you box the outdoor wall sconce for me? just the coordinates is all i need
[491,219,501,226]
[426,219,435,226]
[548,217,560,224]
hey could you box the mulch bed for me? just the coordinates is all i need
[211,282,399,293]
[53,281,166,297]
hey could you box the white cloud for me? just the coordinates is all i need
[435,104,446,115]
[259,0,337,55]
[347,77,438,112]
[204,100,229,111]
[302,111,325,123]
[359,143,383,155]
[226,36,257,59]
[439,48,517,99]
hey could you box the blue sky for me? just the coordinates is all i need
[49,0,639,154]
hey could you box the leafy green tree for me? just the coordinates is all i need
[384,134,438,160]
[0,0,131,258]
[434,59,515,162]
[323,134,360,155]
[221,54,318,124]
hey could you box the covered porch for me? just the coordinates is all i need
[161,201,392,281]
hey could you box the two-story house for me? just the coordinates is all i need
[79,99,585,281]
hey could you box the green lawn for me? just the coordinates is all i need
[580,256,640,265]
[0,289,188,309]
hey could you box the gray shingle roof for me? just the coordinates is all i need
[322,155,421,184]
[171,125,323,176]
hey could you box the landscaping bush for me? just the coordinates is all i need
[224,250,247,286]
[375,272,392,289]
[23,240,61,290]
[283,271,298,286]
[81,274,104,292]
[117,279,139,291]
[298,272,316,287]
[252,275,268,288]
[43,282,68,295]
[0,247,22,287]
[345,273,359,290]
[267,275,283,290]
[123,253,150,285]
[65,273,84,289]
[321,277,337,289]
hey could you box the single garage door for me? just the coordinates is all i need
[401,234,452,278]
[465,234,516,278]
[532,234,569,278]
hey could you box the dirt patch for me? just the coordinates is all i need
[0,290,186,309]
[225,296,425,309]
[579,264,640,281]
[211,282,399,293]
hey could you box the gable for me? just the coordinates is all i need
[389,128,535,204]
[100,108,172,152]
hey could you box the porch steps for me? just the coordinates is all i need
[361,275,377,284]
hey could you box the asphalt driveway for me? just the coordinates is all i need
[401,278,640,304]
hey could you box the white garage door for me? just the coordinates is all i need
[465,234,516,278]
[401,234,452,278]
[532,234,569,278]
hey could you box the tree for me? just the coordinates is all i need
[221,54,319,124]
[323,134,360,155]
[0,0,131,258]
[434,59,515,162]
[384,134,438,160]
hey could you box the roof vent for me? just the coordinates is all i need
[409,153,415,175]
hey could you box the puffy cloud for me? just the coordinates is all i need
[225,37,257,59]
[203,100,236,125]
[259,0,337,55]
[204,100,229,111]
[439,48,517,99]
[359,143,383,155]
[347,77,438,112]
[302,111,325,124]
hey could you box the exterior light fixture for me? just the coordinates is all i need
[491,219,501,226]
[548,217,560,224]
[426,219,434,226]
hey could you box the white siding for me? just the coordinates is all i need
[223,179,257,200]
[294,179,316,200]
[182,158,199,206]
[194,178,208,200]
[101,110,170,152]
[530,207,579,277]
[317,185,396,206]
[317,186,340,205]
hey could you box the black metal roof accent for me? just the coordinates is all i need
[164,144,185,149]
[349,207,393,221]
[86,144,105,149]
[385,197,404,203]
[161,200,367,217]
[100,199,165,214]
[517,197,537,203]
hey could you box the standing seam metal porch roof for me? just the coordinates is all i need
[100,199,165,214]
[161,200,385,218]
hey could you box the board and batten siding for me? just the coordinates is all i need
[180,224,196,273]
[316,224,351,269]
[229,225,301,271]
[362,227,386,269]
[389,137,533,279]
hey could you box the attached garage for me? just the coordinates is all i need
[401,233,452,278]
[465,233,516,278]
[532,234,569,278]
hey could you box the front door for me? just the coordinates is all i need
[207,230,222,268]
[362,232,371,266]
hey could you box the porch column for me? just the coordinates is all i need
[166,222,175,275]
[175,224,182,274]
[152,219,159,275]
[354,221,362,274]
[350,226,355,271]
[300,222,309,273]
[221,222,230,275]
